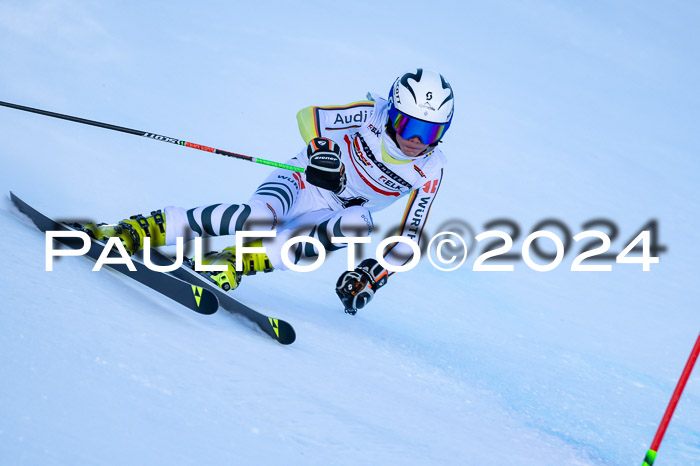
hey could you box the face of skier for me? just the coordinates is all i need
[395,133,430,158]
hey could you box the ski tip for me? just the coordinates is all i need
[277,320,296,345]
[267,317,296,345]
[190,285,218,315]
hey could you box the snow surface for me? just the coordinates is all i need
[1,1,699,464]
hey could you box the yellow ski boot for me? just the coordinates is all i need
[85,210,166,255]
[200,239,274,291]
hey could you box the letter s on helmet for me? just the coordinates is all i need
[387,68,454,145]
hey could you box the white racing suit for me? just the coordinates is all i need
[164,93,446,272]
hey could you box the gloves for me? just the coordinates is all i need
[335,258,388,315]
[305,137,346,195]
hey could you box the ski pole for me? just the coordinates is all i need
[642,332,700,466]
[0,100,304,173]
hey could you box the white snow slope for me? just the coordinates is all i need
[1,1,699,465]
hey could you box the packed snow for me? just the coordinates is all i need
[1,1,699,464]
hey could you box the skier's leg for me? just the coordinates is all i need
[247,168,307,227]
[163,201,275,245]
[185,166,317,291]
[86,201,275,256]
[87,164,306,256]
[263,205,374,271]
[164,164,306,245]
[201,205,373,291]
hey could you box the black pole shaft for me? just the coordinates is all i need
[0,100,144,136]
[0,100,305,172]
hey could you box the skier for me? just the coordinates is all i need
[88,68,454,314]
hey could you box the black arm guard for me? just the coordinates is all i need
[305,137,347,195]
[335,258,388,315]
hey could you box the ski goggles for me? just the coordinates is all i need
[387,106,450,145]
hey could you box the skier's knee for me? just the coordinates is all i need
[337,206,373,238]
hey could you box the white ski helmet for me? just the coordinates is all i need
[387,68,454,145]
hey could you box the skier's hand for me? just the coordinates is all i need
[305,137,347,195]
[335,258,388,315]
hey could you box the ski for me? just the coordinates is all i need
[10,192,218,315]
[142,249,296,345]
[10,192,295,345]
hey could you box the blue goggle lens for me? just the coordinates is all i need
[388,107,449,145]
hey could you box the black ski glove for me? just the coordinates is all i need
[335,258,388,315]
[305,137,346,195]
